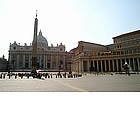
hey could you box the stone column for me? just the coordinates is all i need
[43,55,46,69]
[29,55,31,68]
[56,55,59,70]
[51,55,53,69]
[137,58,140,71]
[92,60,94,72]
[79,60,81,73]
[46,55,47,69]
[116,59,119,72]
[108,60,111,72]
[113,59,115,72]
[112,60,114,71]
[129,59,130,65]
[23,55,25,68]
[93,60,95,68]
[133,58,136,71]
[120,59,122,71]
[39,55,42,68]
[77,61,79,73]
[87,60,90,72]
[81,60,83,73]
[121,59,123,66]
[16,55,19,69]
[97,61,99,72]
[136,58,138,71]
[63,55,66,70]
[105,60,107,72]
[101,60,103,72]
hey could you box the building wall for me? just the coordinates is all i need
[71,31,140,73]
[8,42,68,71]
[0,56,8,71]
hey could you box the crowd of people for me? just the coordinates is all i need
[0,72,82,80]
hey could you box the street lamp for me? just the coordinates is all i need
[123,61,130,75]
[67,61,72,76]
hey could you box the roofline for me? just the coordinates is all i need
[78,41,105,47]
[113,30,140,39]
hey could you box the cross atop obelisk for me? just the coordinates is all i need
[31,11,38,74]
[36,10,38,18]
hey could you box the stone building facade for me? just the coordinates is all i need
[0,55,8,71]
[8,30,68,72]
[69,30,140,73]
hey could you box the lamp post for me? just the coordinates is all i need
[67,61,73,78]
[67,61,72,73]
[123,61,130,75]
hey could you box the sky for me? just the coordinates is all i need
[0,0,140,59]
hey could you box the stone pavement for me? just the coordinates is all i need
[0,73,140,92]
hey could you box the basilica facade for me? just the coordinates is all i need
[8,30,70,72]
[0,55,8,71]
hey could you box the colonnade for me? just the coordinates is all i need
[14,54,66,71]
[78,57,140,73]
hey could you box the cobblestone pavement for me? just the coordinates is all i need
[0,73,140,92]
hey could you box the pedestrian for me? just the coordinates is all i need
[8,74,10,79]
[45,73,47,78]
[64,72,66,78]
[15,74,17,79]
[27,74,30,79]
[21,73,23,79]
[3,74,5,79]
[0,73,2,79]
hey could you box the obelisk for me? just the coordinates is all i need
[31,11,38,74]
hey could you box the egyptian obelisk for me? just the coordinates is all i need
[31,11,38,74]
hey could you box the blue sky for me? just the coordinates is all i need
[0,0,140,59]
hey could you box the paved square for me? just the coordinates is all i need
[0,73,140,92]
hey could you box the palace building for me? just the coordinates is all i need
[8,14,140,73]
[69,30,140,73]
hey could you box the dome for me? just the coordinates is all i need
[37,30,48,48]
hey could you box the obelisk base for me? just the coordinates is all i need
[31,57,37,74]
